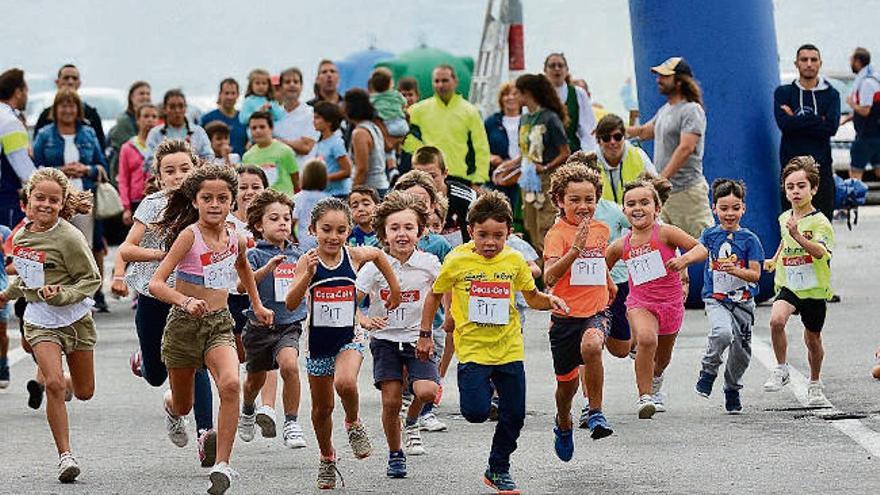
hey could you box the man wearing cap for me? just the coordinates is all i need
[626,56,712,238]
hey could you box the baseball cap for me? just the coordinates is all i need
[651,57,693,77]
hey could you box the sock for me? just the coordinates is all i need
[242,403,255,415]
[404,416,418,427]
[285,414,298,423]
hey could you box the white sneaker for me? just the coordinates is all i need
[403,421,426,456]
[255,405,277,438]
[418,412,447,432]
[58,452,80,483]
[164,390,189,448]
[807,380,828,406]
[651,375,666,413]
[238,411,256,442]
[763,365,790,392]
[207,462,238,495]
[399,394,414,418]
[283,419,306,449]
[637,394,656,419]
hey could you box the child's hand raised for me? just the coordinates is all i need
[786,215,799,237]
[572,217,591,251]
[303,249,320,277]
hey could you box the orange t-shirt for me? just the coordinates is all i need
[543,218,612,317]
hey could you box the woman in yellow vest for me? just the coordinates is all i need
[595,114,656,205]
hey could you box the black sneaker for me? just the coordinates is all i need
[724,389,742,414]
[386,450,407,478]
[695,371,716,398]
[27,379,44,409]
[483,469,520,494]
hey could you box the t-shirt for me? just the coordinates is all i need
[200,109,248,156]
[125,191,174,296]
[433,243,536,365]
[594,199,630,284]
[505,234,539,310]
[348,225,379,247]
[356,249,440,343]
[292,190,329,251]
[700,225,764,302]
[502,115,521,160]
[242,140,299,195]
[245,240,307,325]
[418,233,452,263]
[274,103,320,164]
[543,218,611,317]
[774,210,834,300]
[315,131,350,196]
[518,109,568,166]
[650,101,706,191]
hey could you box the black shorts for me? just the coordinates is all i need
[241,320,303,373]
[850,136,880,170]
[775,287,827,333]
[369,338,439,390]
[549,312,611,381]
[228,294,250,335]
[608,282,631,341]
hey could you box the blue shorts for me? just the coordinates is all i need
[370,338,439,389]
[306,342,365,377]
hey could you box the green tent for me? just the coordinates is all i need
[375,46,474,99]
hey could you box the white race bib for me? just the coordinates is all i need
[12,246,46,288]
[711,260,748,295]
[262,164,279,186]
[571,257,607,286]
[273,263,296,303]
[380,288,420,329]
[313,285,355,327]
[626,249,667,286]
[783,255,818,291]
[468,281,510,325]
[201,246,237,290]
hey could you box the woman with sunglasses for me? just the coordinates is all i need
[595,114,656,205]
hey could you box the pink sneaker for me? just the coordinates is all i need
[130,351,142,378]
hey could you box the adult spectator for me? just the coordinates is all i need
[344,88,389,195]
[626,56,712,238]
[107,81,151,180]
[35,64,106,150]
[543,53,597,152]
[484,81,523,213]
[595,113,656,205]
[404,64,490,188]
[145,89,214,168]
[847,47,880,181]
[117,103,158,225]
[275,67,319,164]
[515,73,571,252]
[307,60,343,106]
[773,44,840,220]
[0,68,36,226]
[200,78,247,156]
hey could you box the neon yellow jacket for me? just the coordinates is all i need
[404,94,490,184]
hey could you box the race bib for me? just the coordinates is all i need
[273,263,296,302]
[783,255,818,291]
[381,289,420,329]
[201,246,237,290]
[262,164,279,186]
[12,246,46,288]
[571,257,607,286]
[313,285,355,327]
[468,281,510,325]
[626,249,667,286]
[711,260,748,295]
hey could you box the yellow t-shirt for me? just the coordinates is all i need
[433,242,536,365]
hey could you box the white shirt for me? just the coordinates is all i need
[274,102,320,164]
[555,83,597,152]
[502,115,521,159]
[853,65,880,107]
[61,134,84,191]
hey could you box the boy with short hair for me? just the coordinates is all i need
[242,111,299,195]
[419,190,568,494]
[204,121,238,165]
[347,185,381,247]
[412,146,475,246]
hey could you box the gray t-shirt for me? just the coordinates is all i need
[650,101,706,191]
[125,191,174,296]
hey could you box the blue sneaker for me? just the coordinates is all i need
[695,371,716,398]
[483,469,521,494]
[724,389,742,415]
[553,418,574,462]
[586,410,613,440]
[386,450,407,478]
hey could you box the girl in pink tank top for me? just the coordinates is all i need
[605,180,707,420]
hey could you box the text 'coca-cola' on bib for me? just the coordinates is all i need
[571,247,607,286]
[380,289,421,329]
[313,285,355,328]
[274,263,296,302]
[201,246,237,290]
[468,281,511,325]
[12,246,46,288]
[783,254,818,291]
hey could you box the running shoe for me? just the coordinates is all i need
[418,412,447,432]
[586,410,613,439]
[27,379,44,410]
[695,371,716,398]
[403,420,426,456]
[553,417,574,462]
[399,393,413,418]
[0,363,9,389]
[255,404,277,438]
[165,411,189,447]
[129,351,142,378]
[578,403,590,430]
[317,457,344,489]
[386,450,407,478]
[637,394,656,419]
[207,461,238,495]
[237,411,256,442]
[483,469,521,494]
[198,429,217,468]
[763,365,790,392]
[57,452,80,483]
[807,380,828,406]
[724,389,742,415]
[651,375,666,412]
[282,419,306,449]
[346,421,373,459]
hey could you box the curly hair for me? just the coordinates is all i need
[622,179,662,210]
[467,189,513,227]
[246,188,293,240]
[155,165,238,248]
[712,178,747,204]
[153,139,199,180]
[24,167,92,220]
[565,150,601,173]
[549,162,603,213]
[393,170,438,207]
[782,155,820,189]
[310,197,353,231]
[372,190,428,246]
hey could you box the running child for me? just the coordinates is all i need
[605,179,707,419]
[242,111,300,195]
[236,189,308,449]
[347,185,381,247]
[285,197,401,489]
[694,179,764,414]
[427,195,447,235]
[238,68,285,125]
[313,101,353,198]
[411,146,475,246]
[292,159,331,250]
[149,165,274,495]
[762,156,835,406]
[356,191,441,478]
[0,168,99,482]
[419,190,568,494]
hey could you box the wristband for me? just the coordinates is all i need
[419,330,432,339]
[113,276,125,281]
[179,297,193,310]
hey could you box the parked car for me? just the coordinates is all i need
[25,87,127,137]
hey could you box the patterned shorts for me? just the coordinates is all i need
[306,342,365,377]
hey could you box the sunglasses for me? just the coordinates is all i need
[599,132,625,143]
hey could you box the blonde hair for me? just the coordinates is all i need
[24,168,92,220]
[496,81,517,111]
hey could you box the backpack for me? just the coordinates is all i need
[833,175,868,229]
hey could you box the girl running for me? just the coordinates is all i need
[605,179,707,419]
[0,168,99,483]
[286,197,401,489]
[149,165,274,495]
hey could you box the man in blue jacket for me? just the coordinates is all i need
[773,44,840,220]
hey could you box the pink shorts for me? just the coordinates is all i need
[625,300,684,336]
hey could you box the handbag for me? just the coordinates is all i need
[94,167,124,220]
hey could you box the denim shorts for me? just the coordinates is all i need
[370,338,439,389]
[306,342,365,377]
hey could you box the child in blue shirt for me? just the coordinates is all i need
[239,69,285,125]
